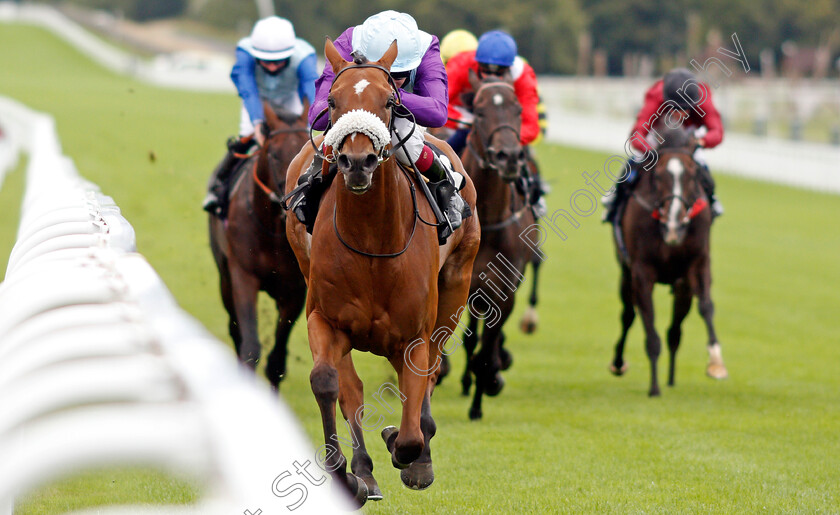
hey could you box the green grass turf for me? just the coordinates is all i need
[1,24,839,514]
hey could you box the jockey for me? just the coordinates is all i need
[290,10,471,240]
[602,68,725,224]
[440,29,478,65]
[203,16,318,215]
[445,30,547,214]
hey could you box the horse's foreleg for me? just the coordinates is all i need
[265,292,305,390]
[694,261,728,379]
[400,392,436,490]
[307,312,367,506]
[632,267,661,397]
[667,279,693,387]
[610,264,635,376]
[461,315,479,396]
[389,340,428,468]
[229,265,261,368]
[217,260,243,354]
[336,353,382,500]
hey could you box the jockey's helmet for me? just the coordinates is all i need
[249,17,296,61]
[440,29,478,64]
[475,30,517,68]
[352,11,433,73]
[663,68,702,109]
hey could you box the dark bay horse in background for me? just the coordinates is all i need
[209,103,309,389]
[455,70,541,420]
[284,41,480,505]
[610,126,728,397]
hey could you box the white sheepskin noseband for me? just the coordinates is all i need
[324,109,390,153]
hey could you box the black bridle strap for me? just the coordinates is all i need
[332,163,421,258]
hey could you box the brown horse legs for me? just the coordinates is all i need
[611,265,635,376]
[264,295,305,390]
[307,312,367,506]
[632,268,662,397]
[667,280,693,387]
[228,263,261,368]
[336,354,382,500]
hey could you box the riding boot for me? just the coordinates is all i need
[422,149,471,241]
[203,137,253,216]
[288,154,326,234]
[697,163,723,218]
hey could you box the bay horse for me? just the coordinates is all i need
[452,70,541,420]
[284,41,480,504]
[609,126,728,397]
[208,103,309,389]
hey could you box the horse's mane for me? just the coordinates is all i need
[658,126,693,150]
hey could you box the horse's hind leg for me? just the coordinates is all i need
[667,279,693,387]
[307,312,368,506]
[218,260,243,354]
[265,291,305,390]
[337,353,382,500]
[694,261,728,379]
[519,255,541,334]
[610,264,635,376]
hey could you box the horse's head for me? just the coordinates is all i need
[468,69,525,181]
[649,132,706,245]
[261,100,309,188]
[323,38,399,194]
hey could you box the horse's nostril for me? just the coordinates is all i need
[337,154,351,170]
[363,153,379,170]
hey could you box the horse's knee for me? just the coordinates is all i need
[698,299,715,318]
[310,364,339,403]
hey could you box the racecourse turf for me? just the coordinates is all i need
[1,25,839,514]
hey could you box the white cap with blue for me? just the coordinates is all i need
[351,11,433,72]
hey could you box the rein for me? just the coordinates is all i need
[631,159,708,223]
[332,163,424,258]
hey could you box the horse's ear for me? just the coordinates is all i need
[377,40,399,71]
[325,38,348,74]
[263,101,281,131]
[468,68,481,91]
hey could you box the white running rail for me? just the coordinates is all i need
[0,98,348,514]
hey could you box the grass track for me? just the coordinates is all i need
[1,25,839,514]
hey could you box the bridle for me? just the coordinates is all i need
[465,81,521,172]
[307,61,416,166]
[253,124,309,206]
[631,148,708,224]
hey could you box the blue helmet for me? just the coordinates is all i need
[475,30,517,67]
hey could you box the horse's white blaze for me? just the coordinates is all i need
[493,93,503,106]
[666,158,684,233]
[354,79,370,95]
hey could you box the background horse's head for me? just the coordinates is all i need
[467,69,525,181]
[261,100,309,187]
[323,39,398,194]
[649,127,706,245]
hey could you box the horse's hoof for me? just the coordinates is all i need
[468,407,482,420]
[400,461,435,490]
[499,347,513,370]
[609,363,628,376]
[381,425,398,451]
[648,388,661,397]
[359,475,383,501]
[519,306,538,334]
[484,374,505,397]
[344,472,368,508]
[706,363,728,380]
